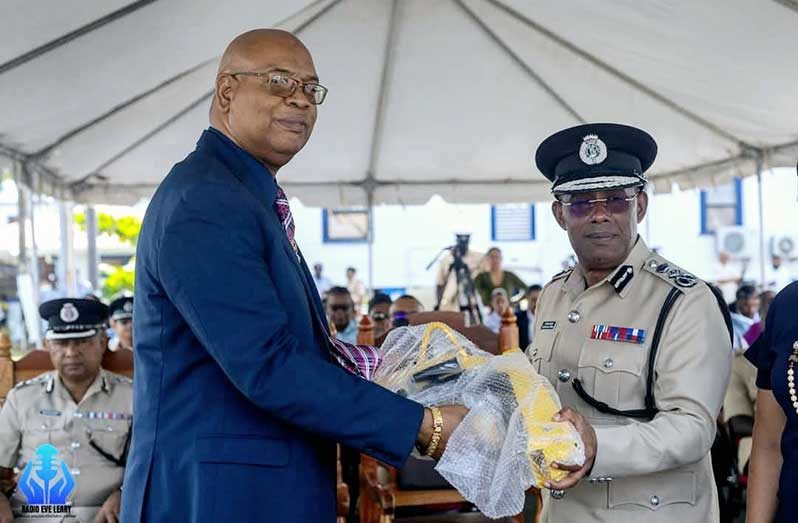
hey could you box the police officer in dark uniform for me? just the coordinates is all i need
[107,297,133,352]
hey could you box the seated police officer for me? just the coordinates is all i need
[0,299,132,523]
[107,297,133,353]
[527,124,731,522]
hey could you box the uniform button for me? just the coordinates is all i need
[650,495,660,506]
[558,369,571,383]
[648,260,659,269]
[531,348,538,357]
[70,442,80,450]
[603,358,614,369]
[551,489,566,499]
[567,310,581,323]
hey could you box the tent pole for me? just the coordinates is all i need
[367,189,375,296]
[756,156,766,290]
[15,162,27,273]
[14,162,29,352]
[28,186,39,309]
[86,206,98,292]
[57,200,77,296]
[26,169,41,345]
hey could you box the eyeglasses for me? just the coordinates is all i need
[228,71,328,105]
[329,304,351,312]
[557,189,641,218]
[371,312,389,321]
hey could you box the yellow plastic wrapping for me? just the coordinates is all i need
[374,323,585,518]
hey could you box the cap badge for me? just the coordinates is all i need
[579,134,607,165]
[123,301,133,312]
[60,303,79,323]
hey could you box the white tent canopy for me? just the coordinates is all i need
[1,0,797,207]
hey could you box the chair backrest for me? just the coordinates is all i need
[358,309,520,355]
[408,312,465,332]
[0,333,134,404]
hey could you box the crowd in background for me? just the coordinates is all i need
[0,238,793,522]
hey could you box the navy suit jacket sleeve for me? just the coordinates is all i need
[157,182,423,467]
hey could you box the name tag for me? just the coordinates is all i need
[591,324,646,344]
[541,321,557,330]
[39,409,61,417]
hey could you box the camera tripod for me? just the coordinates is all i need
[429,247,483,326]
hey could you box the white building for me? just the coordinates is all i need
[293,167,797,305]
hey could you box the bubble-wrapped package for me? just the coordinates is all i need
[374,322,585,518]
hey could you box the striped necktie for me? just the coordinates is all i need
[273,184,382,380]
[274,185,298,254]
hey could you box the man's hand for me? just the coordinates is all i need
[416,405,468,461]
[95,489,121,523]
[546,407,597,490]
[0,494,13,523]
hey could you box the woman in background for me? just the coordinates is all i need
[745,281,798,522]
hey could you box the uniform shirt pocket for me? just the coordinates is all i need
[22,412,65,443]
[577,340,647,409]
[84,419,131,461]
[608,470,696,510]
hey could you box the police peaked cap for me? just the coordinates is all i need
[39,298,109,340]
[535,123,657,194]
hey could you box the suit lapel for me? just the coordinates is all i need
[197,129,331,339]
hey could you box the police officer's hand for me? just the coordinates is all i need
[0,494,13,523]
[95,489,121,523]
[416,405,468,461]
[546,407,597,490]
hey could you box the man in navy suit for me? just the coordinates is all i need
[121,29,466,522]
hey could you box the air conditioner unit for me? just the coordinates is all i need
[716,226,757,260]
[771,235,798,258]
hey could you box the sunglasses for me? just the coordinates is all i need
[329,304,351,312]
[371,312,389,321]
[557,188,641,218]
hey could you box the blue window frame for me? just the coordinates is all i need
[490,204,536,241]
[700,178,743,235]
[322,209,370,243]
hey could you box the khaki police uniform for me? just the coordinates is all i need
[0,370,132,522]
[526,238,731,522]
[723,352,758,467]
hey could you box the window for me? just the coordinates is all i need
[322,209,370,243]
[490,204,536,241]
[700,178,742,235]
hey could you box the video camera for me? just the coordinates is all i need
[453,233,471,259]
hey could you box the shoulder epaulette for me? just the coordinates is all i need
[13,372,51,390]
[550,268,573,283]
[109,374,133,385]
[642,257,700,291]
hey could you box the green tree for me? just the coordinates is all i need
[74,211,141,298]
[74,211,140,245]
[103,264,136,298]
